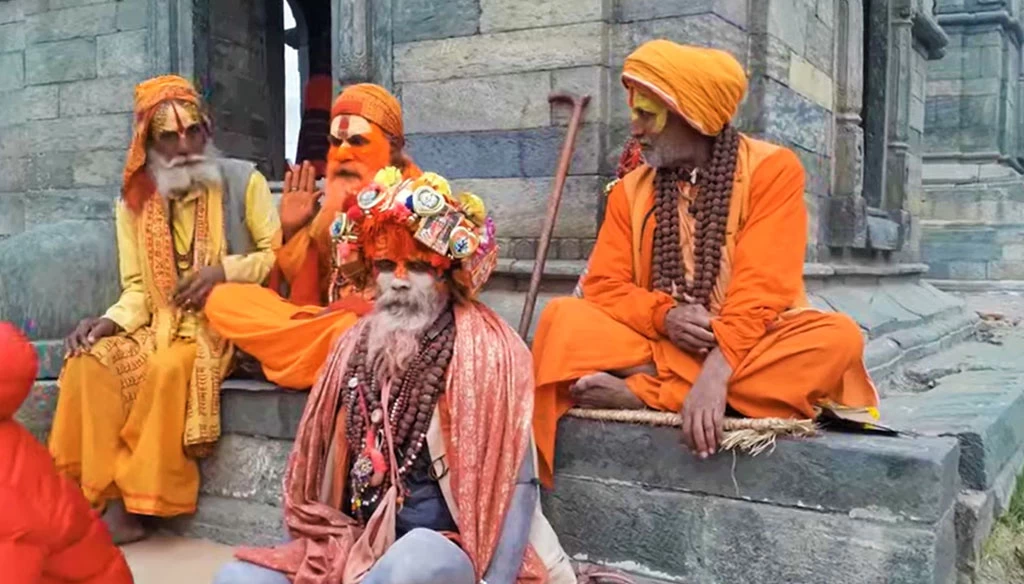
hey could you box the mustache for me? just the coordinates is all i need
[152,153,210,169]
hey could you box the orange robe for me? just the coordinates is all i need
[533,137,878,486]
[206,164,422,390]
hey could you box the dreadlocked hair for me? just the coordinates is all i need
[650,125,740,309]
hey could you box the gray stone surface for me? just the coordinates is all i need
[393,22,605,83]
[611,13,748,72]
[401,71,553,133]
[0,52,25,91]
[0,1,23,24]
[0,21,25,52]
[200,434,290,506]
[95,29,148,76]
[392,0,479,43]
[955,489,995,580]
[0,85,59,127]
[760,79,832,156]
[481,0,605,33]
[24,188,115,226]
[72,149,123,186]
[0,193,26,237]
[884,368,1024,491]
[867,214,902,251]
[24,2,116,44]
[616,0,747,27]
[167,495,285,547]
[544,477,956,584]
[406,124,602,179]
[115,0,147,31]
[58,75,138,117]
[220,383,308,440]
[0,219,119,340]
[24,38,97,85]
[554,417,959,522]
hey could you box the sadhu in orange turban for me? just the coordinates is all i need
[121,75,209,213]
[326,83,412,189]
[622,39,748,137]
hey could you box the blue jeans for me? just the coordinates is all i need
[212,529,474,584]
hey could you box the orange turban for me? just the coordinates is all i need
[330,83,404,139]
[0,322,38,421]
[622,40,747,136]
[122,75,202,212]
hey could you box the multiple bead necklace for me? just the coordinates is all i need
[341,308,456,520]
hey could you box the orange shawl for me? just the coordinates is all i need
[235,302,545,583]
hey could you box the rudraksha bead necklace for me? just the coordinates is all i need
[650,126,740,309]
[342,307,456,520]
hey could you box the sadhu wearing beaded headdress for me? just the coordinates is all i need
[532,40,880,486]
[215,170,579,584]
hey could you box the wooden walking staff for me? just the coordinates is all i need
[517,92,591,339]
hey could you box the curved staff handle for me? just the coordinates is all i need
[517,92,592,340]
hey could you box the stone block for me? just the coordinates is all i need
[25,188,115,226]
[452,175,601,239]
[545,476,956,584]
[480,0,604,33]
[558,237,581,260]
[554,417,959,521]
[0,21,24,52]
[920,227,999,263]
[25,2,116,44]
[116,0,147,30]
[616,0,747,28]
[401,71,552,133]
[72,149,122,186]
[748,33,792,84]
[406,124,602,179]
[26,154,74,190]
[392,0,479,43]
[955,490,995,578]
[788,54,833,111]
[550,66,608,127]
[168,495,284,548]
[0,85,59,126]
[0,157,27,193]
[25,38,96,85]
[804,14,833,73]
[58,74,138,116]
[867,214,900,250]
[764,0,810,55]
[884,369,1024,491]
[511,238,537,260]
[200,434,290,506]
[986,260,1024,280]
[612,13,748,70]
[219,383,308,439]
[0,51,24,91]
[828,194,867,248]
[0,193,26,237]
[18,113,130,154]
[96,30,147,77]
[0,220,119,340]
[761,79,831,155]
[393,22,605,83]
[961,45,1002,81]
[0,1,23,24]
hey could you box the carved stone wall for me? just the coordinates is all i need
[922,1,1024,280]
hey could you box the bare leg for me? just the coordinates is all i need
[101,499,147,544]
[571,373,646,410]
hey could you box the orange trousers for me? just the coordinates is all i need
[532,298,877,486]
[49,341,200,517]
[205,284,358,389]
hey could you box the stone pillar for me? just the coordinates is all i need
[922,2,1024,280]
[333,0,393,90]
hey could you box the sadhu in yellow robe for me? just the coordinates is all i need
[532,41,879,486]
[48,76,280,517]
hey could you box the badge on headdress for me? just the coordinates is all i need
[412,186,446,217]
[457,246,498,295]
[449,226,479,259]
[415,209,462,255]
[357,185,387,211]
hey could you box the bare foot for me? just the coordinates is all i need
[102,499,148,545]
[571,372,646,409]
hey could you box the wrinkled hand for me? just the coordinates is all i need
[280,161,320,241]
[664,299,715,354]
[173,265,226,311]
[680,350,731,459]
[64,316,120,357]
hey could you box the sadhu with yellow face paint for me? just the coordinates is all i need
[204,83,423,390]
[48,75,281,542]
[531,40,880,486]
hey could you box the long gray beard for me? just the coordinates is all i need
[365,302,444,382]
[146,144,223,197]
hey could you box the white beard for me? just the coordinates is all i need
[146,144,223,197]
[365,274,449,382]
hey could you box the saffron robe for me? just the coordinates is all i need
[532,137,879,486]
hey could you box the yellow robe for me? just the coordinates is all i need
[48,173,279,517]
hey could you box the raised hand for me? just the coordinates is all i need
[280,161,320,241]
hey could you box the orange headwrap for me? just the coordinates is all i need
[622,40,747,136]
[330,83,404,139]
[122,75,203,212]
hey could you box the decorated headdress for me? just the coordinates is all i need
[329,167,498,298]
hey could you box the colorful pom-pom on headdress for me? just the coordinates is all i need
[330,167,499,298]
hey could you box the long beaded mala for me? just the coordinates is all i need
[341,308,456,521]
[650,126,740,309]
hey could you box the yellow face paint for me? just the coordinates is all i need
[629,88,669,134]
[150,100,202,139]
